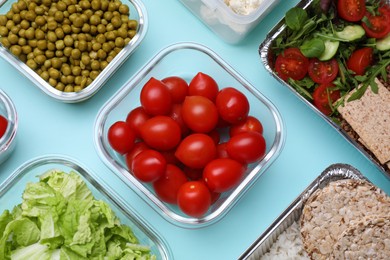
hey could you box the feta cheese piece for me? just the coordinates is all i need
[224,0,263,15]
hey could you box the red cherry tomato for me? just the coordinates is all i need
[188,72,219,101]
[226,132,266,164]
[0,115,8,139]
[140,77,172,116]
[274,47,309,81]
[108,121,136,154]
[175,133,217,169]
[153,164,188,204]
[177,181,211,217]
[161,76,189,104]
[140,116,181,151]
[131,149,166,183]
[216,87,249,125]
[308,58,339,84]
[229,115,263,137]
[207,129,221,145]
[182,166,203,180]
[203,158,246,193]
[125,141,149,170]
[181,95,218,133]
[216,142,230,159]
[169,103,190,137]
[125,106,151,138]
[347,47,373,76]
[160,149,181,165]
[337,0,366,22]
[362,7,390,38]
[313,83,341,116]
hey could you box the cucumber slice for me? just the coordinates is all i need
[376,33,390,51]
[318,40,339,61]
[335,25,365,41]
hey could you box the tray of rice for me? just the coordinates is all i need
[238,163,390,260]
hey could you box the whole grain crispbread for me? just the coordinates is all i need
[300,179,390,260]
[337,78,390,164]
[330,215,390,260]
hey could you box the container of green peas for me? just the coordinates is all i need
[0,0,148,103]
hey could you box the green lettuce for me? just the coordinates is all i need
[0,169,156,260]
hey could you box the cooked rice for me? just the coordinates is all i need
[261,222,309,260]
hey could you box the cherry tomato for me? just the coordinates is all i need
[160,149,181,165]
[226,132,266,164]
[153,164,188,204]
[140,116,181,151]
[274,47,309,81]
[203,158,246,193]
[161,76,188,104]
[188,72,219,101]
[229,115,263,137]
[207,129,221,145]
[216,87,249,125]
[216,142,230,159]
[140,77,172,116]
[0,115,7,139]
[308,58,339,84]
[125,106,151,138]
[108,121,136,154]
[169,103,190,137]
[131,149,166,183]
[347,47,373,76]
[183,166,203,180]
[337,0,366,22]
[313,83,341,116]
[362,7,390,38]
[177,181,211,217]
[181,96,218,133]
[175,133,217,169]
[125,141,149,170]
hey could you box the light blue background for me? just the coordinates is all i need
[1,0,389,259]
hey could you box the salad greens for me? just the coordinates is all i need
[274,0,390,113]
[0,170,156,260]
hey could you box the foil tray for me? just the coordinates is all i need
[238,163,368,259]
[258,0,390,180]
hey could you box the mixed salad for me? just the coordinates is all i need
[273,0,390,118]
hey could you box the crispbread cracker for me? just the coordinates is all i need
[300,179,390,260]
[337,78,390,164]
[330,215,390,260]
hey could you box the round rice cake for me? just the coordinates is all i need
[330,215,390,260]
[300,179,390,260]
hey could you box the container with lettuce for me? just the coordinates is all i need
[0,169,156,260]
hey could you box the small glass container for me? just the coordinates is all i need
[94,42,285,228]
[0,89,17,165]
[0,155,172,259]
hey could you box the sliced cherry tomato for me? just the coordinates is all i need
[338,0,366,22]
[308,58,339,84]
[140,77,172,116]
[203,158,246,193]
[0,115,7,139]
[125,141,150,170]
[175,133,217,169]
[107,121,136,154]
[188,72,219,101]
[226,132,266,164]
[125,106,151,138]
[140,116,181,151]
[312,83,341,116]
[131,149,166,183]
[216,87,249,125]
[177,181,211,217]
[161,76,189,104]
[153,164,188,204]
[362,7,390,39]
[229,115,263,137]
[181,95,218,133]
[274,47,309,81]
[347,47,373,76]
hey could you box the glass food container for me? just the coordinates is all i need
[0,89,17,165]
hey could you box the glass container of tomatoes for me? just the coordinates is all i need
[94,42,285,228]
[0,0,147,103]
[0,155,173,259]
[0,89,17,165]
